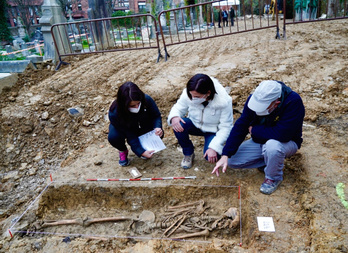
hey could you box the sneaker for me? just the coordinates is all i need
[181,153,195,169]
[260,178,282,195]
[119,150,130,166]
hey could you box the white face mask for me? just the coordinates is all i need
[192,96,207,105]
[256,109,270,116]
[256,103,277,116]
[128,102,141,113]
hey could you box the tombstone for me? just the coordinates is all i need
[170,3,177,33]
[18,23,26,38]
[79,24,85,34]
[21,43,29,56]
[5,45,14,59]
[34,28,43,41]
[160,15,167,29]
[141,26,149,41]
[26,55,43,63]
[67,9,79,35]
[123,29,128,38]
[71,43,82,52]
[115,29,121,40]
[89,45,96,51]
[177,10,184,29]
[75,36,81,44]
[180,1,187,28]
[198,5,204,27]
[39,0,69,62]
[13,39,24,50]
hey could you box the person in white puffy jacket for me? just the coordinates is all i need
[168,74,233,169]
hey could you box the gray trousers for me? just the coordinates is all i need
[228,139,298,181]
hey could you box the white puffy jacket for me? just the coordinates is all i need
[167,77,233,154]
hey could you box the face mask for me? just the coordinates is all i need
[192,96,207,105]
[129,102,141,113]
[256,103,277,116]
[256,109,270,116]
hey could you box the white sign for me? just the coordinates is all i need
[257,217,275,232]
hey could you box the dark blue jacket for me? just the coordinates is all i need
[109,94,162,157]
[222,81,305,157]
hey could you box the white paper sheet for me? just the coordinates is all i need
[257,217,275,232]
[138,130,166,153]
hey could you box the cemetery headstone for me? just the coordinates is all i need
[21,43,29,56]
[5,45,14,59]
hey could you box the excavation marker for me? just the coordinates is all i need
[8,229,13,238]
[86,176,196,182]
[50,174,53,182]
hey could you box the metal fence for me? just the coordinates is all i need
[51,14,162,70]
[51,1,347,69]
[158,0,347,60]
[158,0,282,60]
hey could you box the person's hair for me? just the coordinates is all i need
[113,81,146,120]
[186,74,216,100]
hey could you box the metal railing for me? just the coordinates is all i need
[51,1,347,68]
[158,0,347,60]
[51,14,162,70]
[158,0,281,60]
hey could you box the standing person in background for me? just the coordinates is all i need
[230,7,235,26]
[222,9,229,27]
[108,82,163,166]
[212,80,305,195]
[168,74,233,169]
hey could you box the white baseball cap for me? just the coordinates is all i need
[248,80,282,113]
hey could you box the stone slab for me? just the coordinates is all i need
[0,73,18,93]
[26,55,44,63]
[0,60,37,73]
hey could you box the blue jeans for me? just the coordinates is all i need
[108,124,128,151]
[227,139,298,181]
[174,118,217,160]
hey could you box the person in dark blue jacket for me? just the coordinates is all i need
[108,82,163,166]
[212,80,305,195]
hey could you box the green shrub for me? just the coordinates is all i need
[111,11,135,28]
[23,35,30,43]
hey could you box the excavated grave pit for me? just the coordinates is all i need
[15,183,246,243]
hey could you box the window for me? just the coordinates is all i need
[138,3,146,12]
[78,3,82,10]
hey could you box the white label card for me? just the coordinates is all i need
[257,217,275,232]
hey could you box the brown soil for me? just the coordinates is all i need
[0,19,347,252]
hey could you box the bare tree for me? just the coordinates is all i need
[56,0,80,17]
[9,0,41,36]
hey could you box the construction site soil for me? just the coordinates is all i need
[0,19,347,252]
